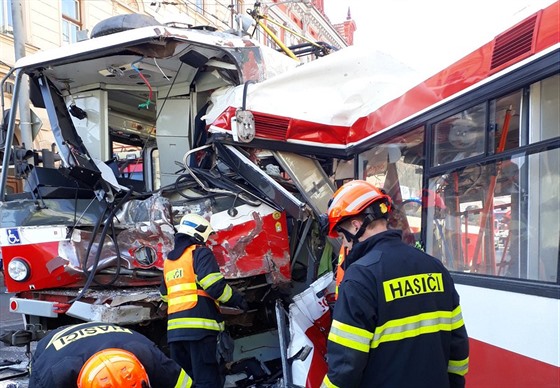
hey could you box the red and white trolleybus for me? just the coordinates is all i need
[209,1,560,385]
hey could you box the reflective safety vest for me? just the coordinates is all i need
[163,245,211,314]
[334,246,346,300]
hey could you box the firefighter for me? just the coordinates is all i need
[160,213,248,388]
[28,321,191,388]
[321,180,469,388]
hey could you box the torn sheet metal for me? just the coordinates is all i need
[66,300,152,325]
[209,203,291,283]
[288,271,335,387]
[0,194,174,293]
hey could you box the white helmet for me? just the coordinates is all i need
[177,213,214,242]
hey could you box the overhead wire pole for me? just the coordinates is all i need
[248,1,313,61]
[251,15,299,60]
[11,0,33,154]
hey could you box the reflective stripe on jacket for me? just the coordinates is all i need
[322,230,469,388]
[160,237,243,341]
[176,369,193,388]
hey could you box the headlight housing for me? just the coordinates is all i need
[7,258,30,282]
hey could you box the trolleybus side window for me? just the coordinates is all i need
[426,74,559,283]
[432,103,486,166]
[358,126,425,246]
[530,73,560,143]
[490,90,522,153]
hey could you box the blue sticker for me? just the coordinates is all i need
[6,229,21,245]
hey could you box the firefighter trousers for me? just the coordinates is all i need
[169,335,223,388]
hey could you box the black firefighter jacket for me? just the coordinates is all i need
[322,229,469,388]
[28,322,190,388]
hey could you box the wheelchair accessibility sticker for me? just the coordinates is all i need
[6,229,21,245]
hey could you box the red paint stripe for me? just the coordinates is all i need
[469,338,560,387]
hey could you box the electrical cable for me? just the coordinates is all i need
[131,58,154,109]
[92,220,122,286]
[69,188,133,303]
[174,173,221,200]
[153,58,171,81]
[68,202,109,303]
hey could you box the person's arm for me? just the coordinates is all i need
[448,288,469,388]
[194,247,247,310]
[159,275,168,302]
[322,271,377,388]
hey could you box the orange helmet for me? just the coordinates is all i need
[77,348,150,388]
[327,180,392,238]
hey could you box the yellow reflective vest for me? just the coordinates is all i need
[163,245,211,314]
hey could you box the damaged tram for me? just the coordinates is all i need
[0,14,336,386]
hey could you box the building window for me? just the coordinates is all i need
[290,15,302,29]
[61,0,81,44]
[0,0,13,34]
[195,0,204,14]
